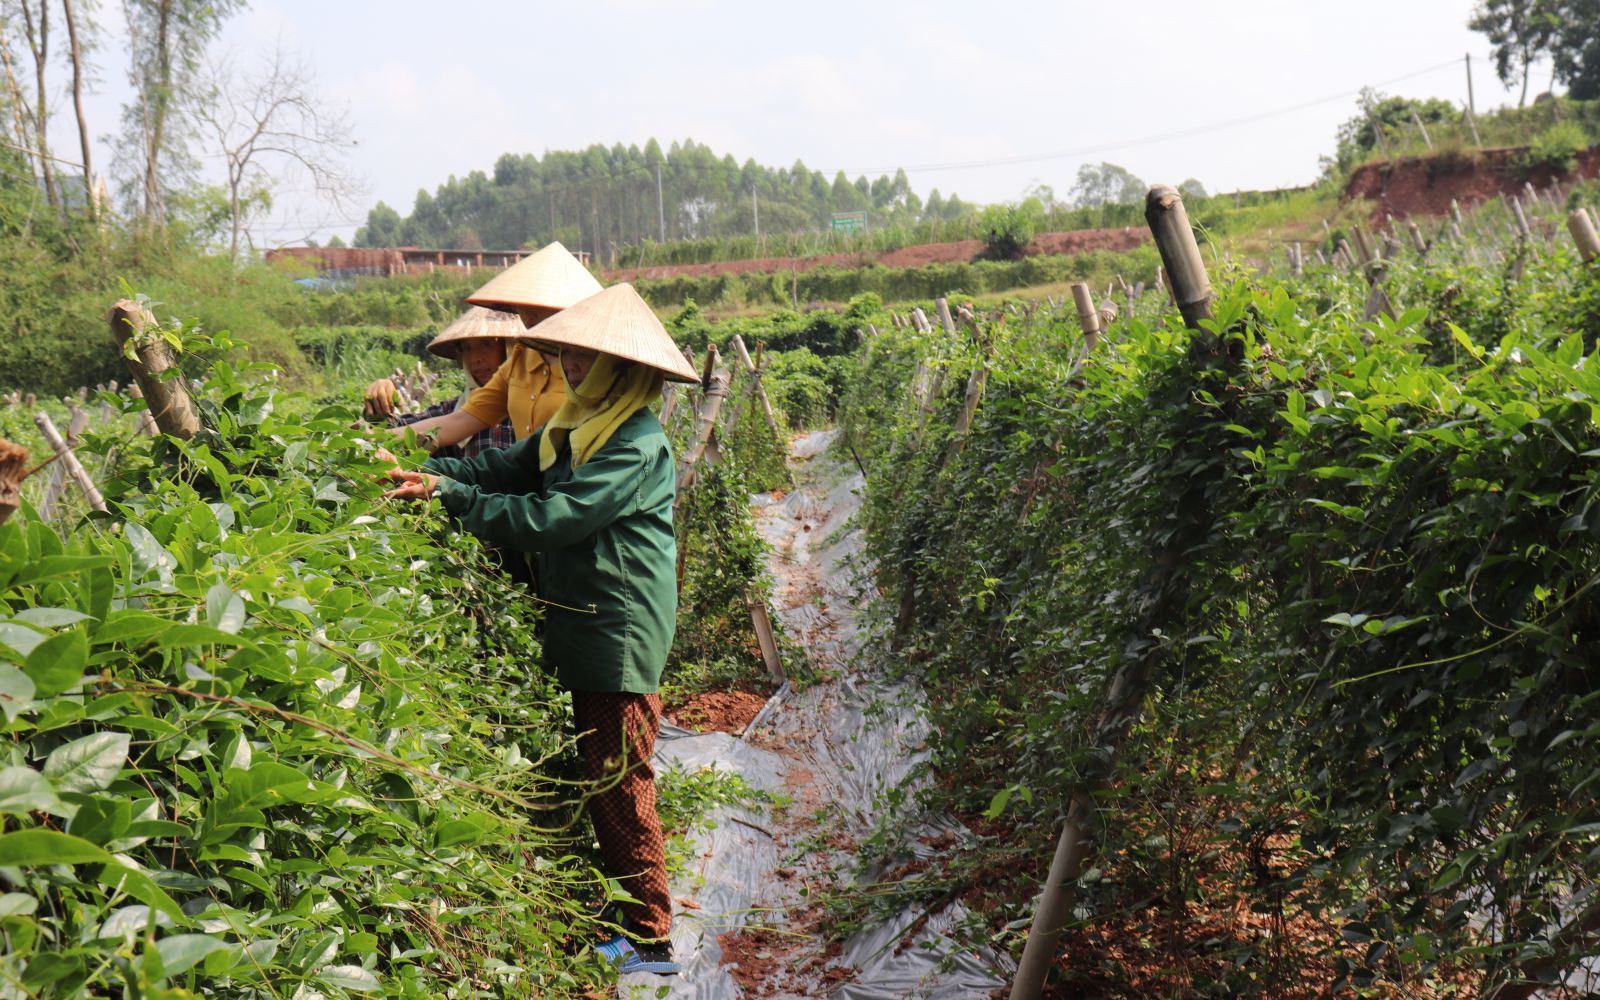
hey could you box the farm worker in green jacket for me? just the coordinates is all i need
[382,283,700,977]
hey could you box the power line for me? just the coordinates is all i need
[818,58,1463,176]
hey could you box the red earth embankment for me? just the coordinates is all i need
[602,226,1148,283]
[1345,144,1600,220]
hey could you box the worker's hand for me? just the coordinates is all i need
[363,379,399,422]
[383,469,437,501]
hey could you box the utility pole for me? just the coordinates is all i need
[656,162,666,242]
[752,186,760,245]
[1466,52,1476,118]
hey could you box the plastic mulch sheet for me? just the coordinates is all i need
[621,431,1013,999]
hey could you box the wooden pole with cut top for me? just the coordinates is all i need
[1010,183,1216,1000]
[109,300,200,439]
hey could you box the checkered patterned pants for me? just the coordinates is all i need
[571,691,672,940]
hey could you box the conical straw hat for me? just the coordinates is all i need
[518,283,698,384]
[425,305,528,358]
[465,242,602,325]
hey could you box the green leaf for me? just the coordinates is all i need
[43,732,131,793]
[0,828,115,865]
[205,582,247,635]
[153,934,230,978]
[11,608,92,628]
[318,964,380,989]
[0,664,36,723]
[983,785,1014,819]
[0,892,37,917]
[124,523,176,585]
[0,766,59,815]
[25,628,87,697]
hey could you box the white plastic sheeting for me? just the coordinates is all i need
[622,431,1012,999]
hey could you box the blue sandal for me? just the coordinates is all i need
[597,934,681,976]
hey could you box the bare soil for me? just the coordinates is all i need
[1345,143,1600,221]
[602,227,1148,283]
[664,688,771,735]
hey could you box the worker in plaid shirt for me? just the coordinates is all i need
[363,306,525,459]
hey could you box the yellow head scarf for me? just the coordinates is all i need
[538,351,663,472]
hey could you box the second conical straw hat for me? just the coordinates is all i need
[465,242,602,321]
[517,283,698,384]
[426,305,528,358]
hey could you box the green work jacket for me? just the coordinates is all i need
[425,409,677,693]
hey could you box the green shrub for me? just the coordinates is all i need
[1523,120,1589,173]
[977,204,1036,260]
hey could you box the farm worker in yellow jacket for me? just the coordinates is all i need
[397,242,601,451]
[383,283,700,977]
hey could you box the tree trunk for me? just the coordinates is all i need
[61,0,93,216]
[110,299,201,439]
[19,0,62,221]
[144,0,174,221]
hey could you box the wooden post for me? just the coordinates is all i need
[1013,190,1222,1000]
[943,364,988,467]
[1071,282,1101,354]
[1408,221,1428,255]
[730,335,782,441]
[1350,225,1376,266]
[910,307,931,333]
[0,439,24,526]
[127,384,158,436]
[934,297,956,335]
[1143,185,1213,329]
[747,595,784,683]
[1570,209,1600,262]
[34,412,106,513]
[1510,196,1532,241]
[109,300,201,439]
[1411,109,1434,151]
[675,366,730,492]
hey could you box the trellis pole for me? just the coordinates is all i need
[110,300,200,439]
[730,335,781,442]
[675,362,729,492]
[1011,183,1214,1000]
[34,411,106,513]
[1569,209,1600,262]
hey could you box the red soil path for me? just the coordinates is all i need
[1345,144,1600,221]
[602,227,1148,283]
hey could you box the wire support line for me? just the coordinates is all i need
[818,58,1464,176]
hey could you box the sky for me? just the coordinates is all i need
[50,0,1549,246]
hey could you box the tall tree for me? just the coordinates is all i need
[14,0,61,219]
[190,45,358,261]
[60,0,93,216]
[1469,0,1563,106]
[1551,0,1600,98]
[1068,162,1146,209]
[117,0,243,222]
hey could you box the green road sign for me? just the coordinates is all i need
[831,211,867,233]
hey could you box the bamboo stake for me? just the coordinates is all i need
[747,595,784,683]
[1569,209,1600,262]
[675,366,730,492]
[934,297,957,335]
[1071,282,1101,354]
[1143,185,1213,329]
[1407,221,1427,255]
[109,300,200,439]
[910,307,931,333]
[1012,188,1218,1000]
[943,364,987,467]
[730,335,781,442]
[1510,196,1532,241]
[34,411,106,512]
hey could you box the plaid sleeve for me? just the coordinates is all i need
[392,398,459,426]
[458,418,517,459]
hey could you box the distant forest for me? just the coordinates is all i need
[352,138,976,257]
